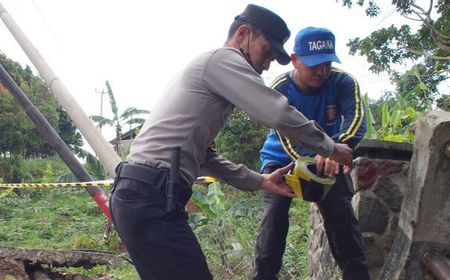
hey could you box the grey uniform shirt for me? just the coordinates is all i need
[127,47,335,191]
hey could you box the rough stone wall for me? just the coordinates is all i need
[352,158,410,280]
[308,110,450,280]
[307,140,412,280]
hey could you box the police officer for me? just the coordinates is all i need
[110,7,354,280]
[254,27,370,280]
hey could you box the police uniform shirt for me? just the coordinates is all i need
[127,47,336,190]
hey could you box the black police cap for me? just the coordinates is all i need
[235,4,291,65]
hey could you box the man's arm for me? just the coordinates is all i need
[200,147,262,190]
[317,71,366,176]
[200,147,294,197]
[333,71,366,148]
[203,48,352,165]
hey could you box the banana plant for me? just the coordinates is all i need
[362,93,377,139]
[90,81,150,154]
[379,102,420,143]
[363,92,421,143]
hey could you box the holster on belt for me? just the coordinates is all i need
[166,147,181,212]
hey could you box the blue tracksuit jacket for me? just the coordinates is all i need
[260,67,366,170]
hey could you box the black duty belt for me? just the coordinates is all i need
[116,162,168,187]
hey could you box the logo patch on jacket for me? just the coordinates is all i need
[326,105,337,125]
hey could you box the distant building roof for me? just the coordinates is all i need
[109,124,143,145]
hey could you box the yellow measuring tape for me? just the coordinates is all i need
[0,176,217,189]
[0,180,114,189]
[284,157,336,202]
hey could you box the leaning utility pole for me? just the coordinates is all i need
[0,2,121,176]
[0,63,111,221]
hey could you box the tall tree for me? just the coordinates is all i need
[57,106,83,156]
[339,0,449,110]
[437,93,450,110]
[0,52,83,157]
[90,80,150,153]
[214,109,268,171]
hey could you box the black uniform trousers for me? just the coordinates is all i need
[109,163,213,280]
[254,165,370,280]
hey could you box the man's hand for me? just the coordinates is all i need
[315,155,339,177]
[315,155,352,177]
[259,163,295,197]
[330,143,353,167]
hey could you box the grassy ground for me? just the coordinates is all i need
[0,184,311,279]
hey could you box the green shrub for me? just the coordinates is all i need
[190,183,312,279]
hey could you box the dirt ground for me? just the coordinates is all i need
[0,246,120,280]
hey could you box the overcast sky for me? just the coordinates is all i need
[0,0,410,140]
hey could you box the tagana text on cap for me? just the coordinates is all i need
[294,26,341,67]
[235,4,291,65]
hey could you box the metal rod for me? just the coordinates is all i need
[422,251,450,280]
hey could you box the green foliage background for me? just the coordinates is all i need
[0,52,83,161]
[214,109,268,171]
[343,0,449,112]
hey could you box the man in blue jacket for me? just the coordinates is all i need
[254,27,370,280]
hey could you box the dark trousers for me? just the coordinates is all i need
[254,165,370,280]
[109,164,213,280]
